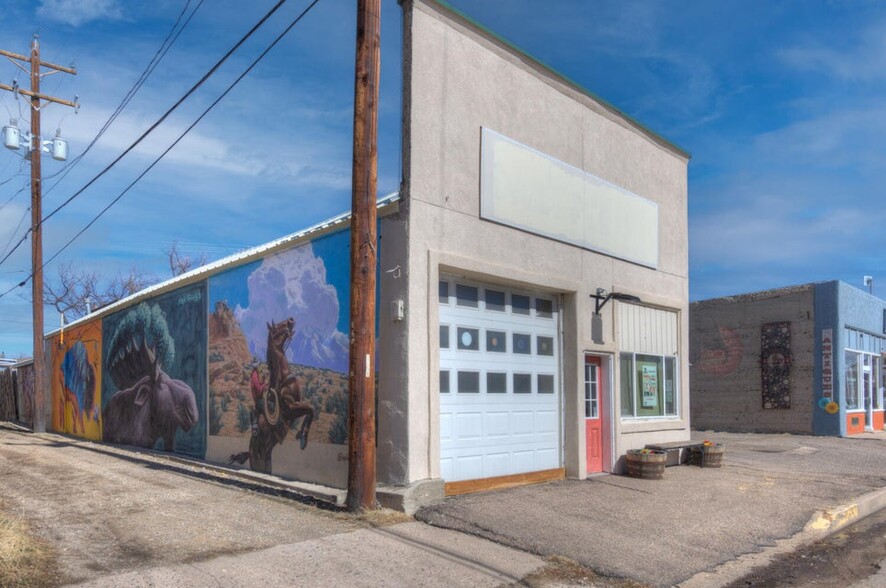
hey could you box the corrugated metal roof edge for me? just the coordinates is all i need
[418,0,691,161]
[46,192,401,339]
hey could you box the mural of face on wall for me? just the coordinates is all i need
[206,229,352,484]
[101,283,207,458]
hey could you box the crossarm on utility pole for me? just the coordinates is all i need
[0,37,78,434]
[0,83,78,108]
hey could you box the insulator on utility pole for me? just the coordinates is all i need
[0,37,78,433]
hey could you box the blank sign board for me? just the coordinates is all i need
[480,128,658,268]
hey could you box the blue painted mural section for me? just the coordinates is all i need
[813,281,841,436]
[814,281,886,436]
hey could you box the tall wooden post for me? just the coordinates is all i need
[29,37,45,433]
[347,0,381,512]
[0,38,77,433]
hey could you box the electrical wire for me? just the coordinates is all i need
[0,205,30,260]
[38,0,289,228]
[0,0,323,300]
[41,0,206,188]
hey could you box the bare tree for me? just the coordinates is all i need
[166,241,207,277]
[43,262,155,320]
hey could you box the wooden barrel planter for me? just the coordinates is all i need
[625,449,667,479]
[691,443,725,468]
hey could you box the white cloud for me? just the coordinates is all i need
[37,0,124,27]
[778,20,886,81]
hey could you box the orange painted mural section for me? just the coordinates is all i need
[845,413,866,435]
[874,411,885,431]
[50,321,103,440]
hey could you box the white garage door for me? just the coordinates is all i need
[439,276,561,482]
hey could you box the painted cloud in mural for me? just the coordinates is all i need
[235,243,349,373]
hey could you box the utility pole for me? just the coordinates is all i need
[0,37,77,433]
[347,0,381,512]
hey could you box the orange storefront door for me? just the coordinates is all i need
[584,355,609,473]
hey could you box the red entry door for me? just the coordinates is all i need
[585,355,609,473]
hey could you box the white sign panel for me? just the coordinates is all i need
[480,128,659,268]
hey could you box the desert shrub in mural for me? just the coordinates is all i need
[50,321,102,440]
[101,283,207,458]
[207,229,352,478]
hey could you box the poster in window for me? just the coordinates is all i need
[641,363,658,408]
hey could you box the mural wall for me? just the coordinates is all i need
[100,283,207,458]
[206,229,351,488]
[50,321,103,440]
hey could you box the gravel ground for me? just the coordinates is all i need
[0,426,358,585]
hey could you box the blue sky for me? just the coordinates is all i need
[1,0,884,357]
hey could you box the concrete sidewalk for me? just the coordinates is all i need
[416,431,886,587]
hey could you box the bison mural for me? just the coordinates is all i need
[60,341,98,435]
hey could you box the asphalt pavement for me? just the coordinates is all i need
[417,430,886,587]
[3,425,886,587]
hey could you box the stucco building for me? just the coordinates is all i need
[34,0,691,510]
[691,281,886,437]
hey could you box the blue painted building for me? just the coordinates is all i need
[691,281,886,437]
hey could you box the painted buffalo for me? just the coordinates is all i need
[60,341,98,435]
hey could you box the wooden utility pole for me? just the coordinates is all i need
[347,0,381,512]
[0,37,77,433]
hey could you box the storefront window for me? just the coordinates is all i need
[845,351,860,410]
[620,352,678,418]
[620,354,633,417]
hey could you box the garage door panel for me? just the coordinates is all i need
[441,457,454,481]
[456,455,484,480]
[535,448,559,470]
[485,453,510,477]
[486,411,510,437]
[511,450,535,472]
[440,412,453,441]
[511,411,535,435]
[456,412,483,439]
[440,276,561,483]
[536,410,558,433]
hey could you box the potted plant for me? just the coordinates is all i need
[690,440,725,468]
[625,448,667,479]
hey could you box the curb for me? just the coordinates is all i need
[805,486,886,534]
[679,486,886,588]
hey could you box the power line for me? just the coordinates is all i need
[38,0,289,229]
[41,0,207,191]
[0,204,30,260]
[0,0,323,301]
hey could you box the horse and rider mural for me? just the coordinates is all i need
[228,317,315,473]
[206,231,352,485]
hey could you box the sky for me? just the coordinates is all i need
[0,0,884,357]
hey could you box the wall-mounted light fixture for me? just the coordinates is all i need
[590,288,642,315]
[589,288,642,344]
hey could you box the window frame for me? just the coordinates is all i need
[619,351,679,420]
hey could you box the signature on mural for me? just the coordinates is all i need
[60,341,99,435]
[229,318,314,474]
[102,303,199,451]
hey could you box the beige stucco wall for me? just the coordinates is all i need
[382,0,690,485]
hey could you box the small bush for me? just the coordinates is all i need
[236,401,251,433]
